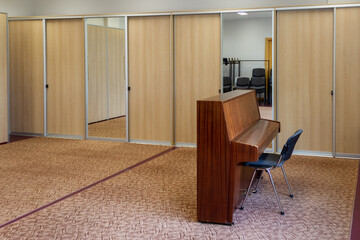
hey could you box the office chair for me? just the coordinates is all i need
[234,77,250,89]
[250,68,266,102]
[239,129,303,215]
[223,77,232,93]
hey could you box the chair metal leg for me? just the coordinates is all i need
[252,170,264,193]
[266,169,285,215]
[281,166,293,198]
[239,169,257,210]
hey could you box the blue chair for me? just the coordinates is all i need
[239,129,303,215]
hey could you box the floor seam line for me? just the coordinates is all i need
[0,146,177,229]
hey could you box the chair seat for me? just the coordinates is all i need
[244,153,284,169]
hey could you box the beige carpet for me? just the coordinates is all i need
[0,137,170,224]
[88,117,126,139]
[0,147,358,239]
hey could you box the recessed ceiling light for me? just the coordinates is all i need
[237,12,248,16]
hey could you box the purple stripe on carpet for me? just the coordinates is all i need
[351,162,360,240]
[0,147,177,229]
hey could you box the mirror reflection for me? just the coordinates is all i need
[222,11,273,120]
[87,17,126,139]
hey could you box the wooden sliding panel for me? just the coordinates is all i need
[0,14,8,143]
[108,28,126,118]
[277,9,333,152]
[46,19,85,137]
[128,16,171,142]
[9,20,44,134]
[336,8,360,155]
[87,25,107,123]
[174,14,221,145]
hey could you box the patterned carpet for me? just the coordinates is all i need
[0,145,358,239]
[0,138,169,224]
[88,117,126,139]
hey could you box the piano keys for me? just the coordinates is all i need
[197,90,280,224]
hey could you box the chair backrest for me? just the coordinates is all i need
[252,68,265,77]
[250,77,265,86]
[280,129,303,161]
[223,77,232,86]
[236,77,249,87]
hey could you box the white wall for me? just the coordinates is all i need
[33,0,331,16]
[222,17,272,78]
[0,0,36,17]
[223,17,272,60]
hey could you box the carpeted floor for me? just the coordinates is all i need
[88,117,126,139]
[0,138,170,224]
[0,145,358,239]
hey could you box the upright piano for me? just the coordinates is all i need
[197,90,280,225]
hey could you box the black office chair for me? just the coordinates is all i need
[223,77,232,93]
[234,77,250,89]
[250,68,266,102]
[239,129,303,215]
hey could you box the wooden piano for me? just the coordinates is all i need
[197,90,280,225]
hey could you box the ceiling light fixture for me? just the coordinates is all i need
[237,12,248,16]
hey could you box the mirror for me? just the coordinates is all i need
[222,11,273,120]
[87,17,127,140]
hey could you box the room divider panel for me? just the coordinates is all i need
[174,14,221,146]
[46,19,85,137]
[108,28,126,119]
[335,7,360,156]
[9,20,44,135]
[128,16,171,143]
[0,13,8,143]
[277,9,334,153]
[87,24,107,124]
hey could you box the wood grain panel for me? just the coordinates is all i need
[222,91,260,140]
[9,20,44,134]
[46,19,85,136]
[277,9,333,152]
[128,16,170,142]
[175,14,221,144]
[87,25,107,123]
[0,14,8,143]
[108,28,126,119]
[335,7,360,154]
